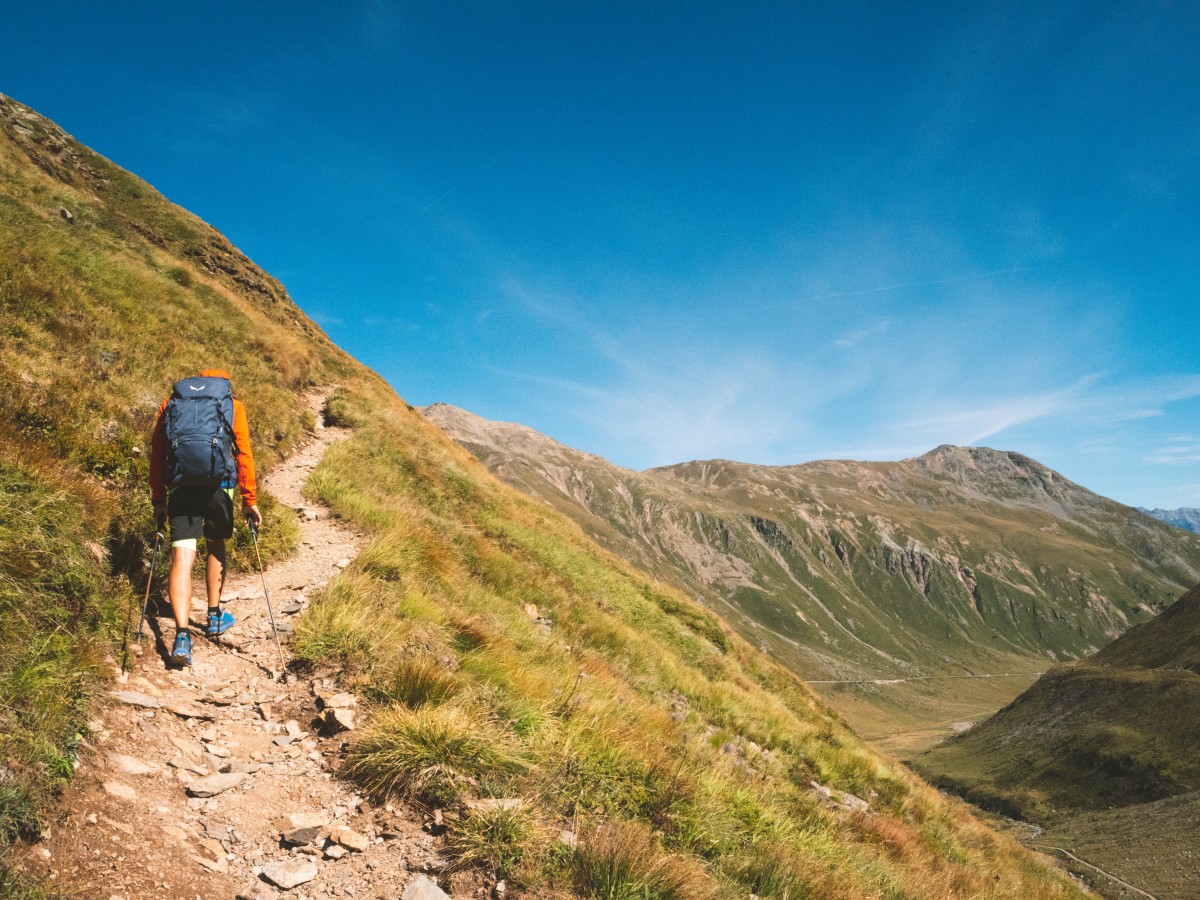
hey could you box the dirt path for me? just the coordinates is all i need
[18,398,458,899]
[1030,845,1158,900]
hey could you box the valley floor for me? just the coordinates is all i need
[811,672,1043,756]
[1034,791,1200,900]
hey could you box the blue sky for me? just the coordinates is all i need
[5,2,1200,507]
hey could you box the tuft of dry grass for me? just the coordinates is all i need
[446,802,544,879]
[373,654,460,707]
[346,704,529,806]
[571,821,717,900]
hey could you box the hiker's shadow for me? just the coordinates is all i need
[144,593,177,665]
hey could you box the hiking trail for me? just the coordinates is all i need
[18,396,463,899]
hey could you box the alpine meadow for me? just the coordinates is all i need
[0,93,1093,898]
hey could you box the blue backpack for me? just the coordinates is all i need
[164,375,237,488]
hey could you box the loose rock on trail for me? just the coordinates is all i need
[17,397,460,899]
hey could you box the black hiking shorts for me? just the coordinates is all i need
[167,484,235,547]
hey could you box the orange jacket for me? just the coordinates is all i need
[150,379,257,507]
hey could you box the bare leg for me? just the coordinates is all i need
[168,546,197,629]
[206,539,226,609]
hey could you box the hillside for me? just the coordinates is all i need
[915,584,1200,898]
[424,403,1200,751]
[1138,506,1200,534]
[0,94,1088,897]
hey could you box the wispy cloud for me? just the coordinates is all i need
[898,376,1100,445]
[477,229,1199,507]
[896,374,1200,449]
[1148,436,1200,465]
[767,268,1027,309]
[833,319,891,348]
[491,349,803,468]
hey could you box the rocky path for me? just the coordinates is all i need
[20,399,457,900]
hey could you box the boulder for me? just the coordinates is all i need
[186,772,246,797]
[236,881,279,900]
[168,756,208,775]
[102,781,136,801]
[276,811,326,846]
[261,858,318,890]
[112,691,160,709]
[108,753,159,776]
[401,875,450,900]
[329,825,369,852]
[318,707,355,734]
[165,700,215,720]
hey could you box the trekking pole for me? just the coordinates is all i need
[123,531,164,672]
[249,521,286,673]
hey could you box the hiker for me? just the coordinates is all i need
[149,369,261,666]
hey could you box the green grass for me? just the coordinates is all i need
[0,865,57,900]
[0,464,114,844]
[446,803,542,879]
[346,704,529,806]
[571,822,716,900]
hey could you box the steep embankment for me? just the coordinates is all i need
[424,403,1200,751]
[0,93,1088,897]
[916,584,1200,899]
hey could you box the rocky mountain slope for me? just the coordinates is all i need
[915,584,1200,899]
[0,94,1089,897]
[424,403,1200,751]
[1138,506,1200,533]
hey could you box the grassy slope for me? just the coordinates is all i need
[915,586,1200,896]
[425,406,1200,752]
[915,585,1200,821]
[298,385,1087,896]
[0,93,1086,897]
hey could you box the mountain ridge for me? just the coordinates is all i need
[1138,505,1200,533]
[424,401,1200,751]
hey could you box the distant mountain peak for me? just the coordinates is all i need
[1139,506,1200,534]
[913,443,1048,472]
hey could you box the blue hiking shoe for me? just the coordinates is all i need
[170,631,192,667]
[206,607,235,636]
